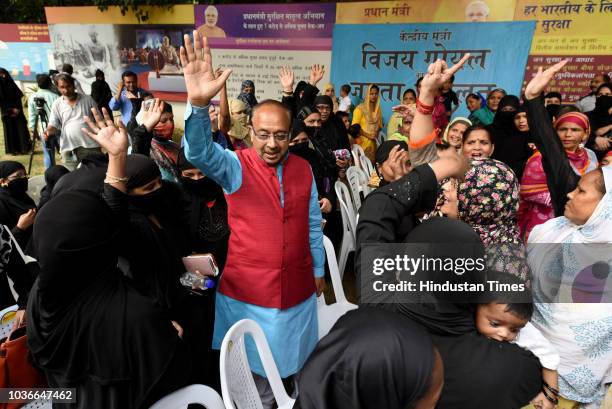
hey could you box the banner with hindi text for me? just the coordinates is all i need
[514,0,612,102]
[0,24,53,82]
[330,22,536,124]
[194,3,335,102]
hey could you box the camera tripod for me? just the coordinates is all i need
[29,103,49,174]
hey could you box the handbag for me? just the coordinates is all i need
[0,325,48,409]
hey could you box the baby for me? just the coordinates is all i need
[476,302,560,409]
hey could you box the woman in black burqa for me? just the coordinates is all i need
[0,68,31,155]
[26,189,191,409]
[0,161,37,311]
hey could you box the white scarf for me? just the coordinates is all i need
[527,167,612,407]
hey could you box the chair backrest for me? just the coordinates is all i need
[347,166,372,210]
[345,166,362,211]
[334,181,356,238]
[351,144,366,171]
[148,384,225,409]
[0,304,18,340]
[220,319,294,409]
[317,236,358,339]
[22,399,52,409]
[359,153,375,180]
[27,175,45,207]
[323,236,348,305]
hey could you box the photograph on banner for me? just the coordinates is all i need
[0,24,53,82]
[48,24,192,101]
[330,22,536,123]
[195,3,335,102]
[335,0,517,24]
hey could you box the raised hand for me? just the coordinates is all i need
[524,59,568,100]
[115,80,124,97]
[82,107,129,157]
[309,64,325,86]
[141,98,165,132]
[386,145,411,181]
[179,30,232,107]
[420,54,471,98]
[279,66,295,93]
[214,67,226,82]
[392,103,416,119]
[431,148,470,182]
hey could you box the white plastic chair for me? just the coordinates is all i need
[334,181,356,277]
[317,236,358,339]
[220,319,294,409]
[360,154,375,182]
[351,143,375,179]
[27,175,45,207]
[22,399,53,409]
[351,144,366,171]
[0,304,18,340]
[149,384,224,409]
[347,166,372,211]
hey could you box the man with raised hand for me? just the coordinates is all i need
[180,31,325,407]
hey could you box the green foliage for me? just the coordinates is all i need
[2,0,304,25]
[93,0,175,23]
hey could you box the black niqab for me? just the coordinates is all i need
[394,217,484,335]
[125,153,161,190]
[0,161,36,228]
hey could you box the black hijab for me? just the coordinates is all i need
[394,217,485,335]
[177,149,224,203]
[492,95,520,129]
[39,165,70,208]
[314,95,351,150]
[125,154,161,190]
[491,95,532,179]
[296,308,436,409]
[44,165,70,187]
[0,161,36,227]
[590,92,612,131]
[293,80,308,99]
[0,68,23,109]
[51,158,107,198]
[375,140,408,166]
[314,95,333,110]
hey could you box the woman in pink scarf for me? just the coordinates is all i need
[518,111,598,240]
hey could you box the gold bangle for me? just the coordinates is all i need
[105,173,129,183]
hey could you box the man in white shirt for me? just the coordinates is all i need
[45,74,101,170]
[338,84,352,113]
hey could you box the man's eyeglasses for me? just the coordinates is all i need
[251,128,290,142]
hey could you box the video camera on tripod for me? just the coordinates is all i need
[29,97,51,173]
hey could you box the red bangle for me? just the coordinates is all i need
[416,98,434,115]
[416,98,434,109]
